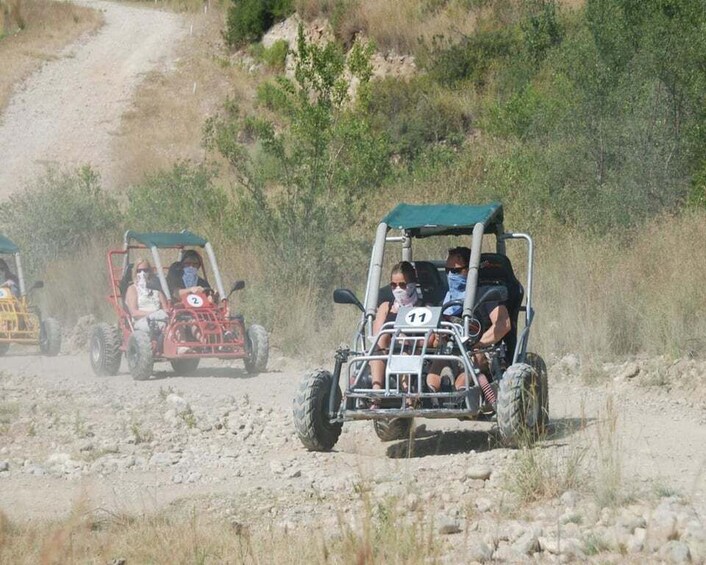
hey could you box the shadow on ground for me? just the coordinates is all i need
[385,416,592,458]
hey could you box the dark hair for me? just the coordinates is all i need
[447,246,471,266]
[182,249,202,267]
[390,261,417,282]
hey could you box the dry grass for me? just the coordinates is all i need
[532,210,706,359]
[296,0,484,54]
[0,0,102,112]
[0,493,440,564]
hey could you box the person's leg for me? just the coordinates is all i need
[426,360,448,391]
[455,352,496,405]
[371,334,391,390]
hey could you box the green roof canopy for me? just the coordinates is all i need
[0,234,19,254]
[382,203,504,237]
[125,231,208,248]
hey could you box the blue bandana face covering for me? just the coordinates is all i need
[182,266,199,288]
[444,272,467,315]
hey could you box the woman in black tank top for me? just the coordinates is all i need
[370,261,422,395]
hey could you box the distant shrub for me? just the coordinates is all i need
[224,0,294,49]
[125,162,234,234]
[253,39,289,71]
[368,77,470,162]
[0,166,121,276]
[423,28,519,87]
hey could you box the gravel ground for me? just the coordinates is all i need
[0,347,704,563]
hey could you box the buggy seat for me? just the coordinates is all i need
[478,253,524,364]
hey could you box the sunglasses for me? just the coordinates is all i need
[390,281,408,289]
[136,268,150,273]
[445,266,468,274]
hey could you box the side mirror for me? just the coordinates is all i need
[227,280,245,299]
[333,288,364,312]
[474,285,507,310]
[31,280,44,290]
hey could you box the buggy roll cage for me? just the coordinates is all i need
[359,203,534,364]
[119,230,228,304]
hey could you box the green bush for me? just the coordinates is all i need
[368,77,470,163]
[125,162,234,235]
[224,0,294,48]
[0,166,121,276]
[423,28,519,87]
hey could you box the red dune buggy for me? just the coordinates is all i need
[89,230,268,380]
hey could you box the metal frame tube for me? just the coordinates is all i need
[150,247,171,298]
[462,222,485,335]
[401,233,412,262]
[14,253,25,296]
[363,222,388,322]
[204,242,226,299]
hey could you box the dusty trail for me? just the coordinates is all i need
[0,0,187,198]
[0,351,704,525]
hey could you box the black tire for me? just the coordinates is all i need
[244,324,269,374]
[0,342,9,356]
[170,358,200,375]
[525,352,549,433]
[39,317,61,356]
[292,369,343,451]
[497,362,543,447]
[373,418,413,442]
[89,323,122,376]
[126,331,153,381]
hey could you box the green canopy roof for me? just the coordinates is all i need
[382,203,504,237]
[125,230,208,248]
[0,234,19,254]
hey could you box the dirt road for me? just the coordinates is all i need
[0,350,704,530]
[0,0,186,198]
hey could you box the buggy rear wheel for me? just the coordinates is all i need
[497,362,543,447]
[39,317,61,356]
[89,323,122,376]
[293,369,342,452]
[525,352,549,433]
[0,343,9,356]
[373,418,413,442]
[127,331,153,381]
[170,358,200,375]
[244,324,269,374]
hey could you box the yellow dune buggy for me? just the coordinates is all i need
[0,234,61,357]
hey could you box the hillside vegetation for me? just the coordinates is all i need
[2,0,706,359]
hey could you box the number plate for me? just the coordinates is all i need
[394,306,442,329]
[186,293,204,308]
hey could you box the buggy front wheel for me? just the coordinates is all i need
[89,323,122,376]
[127,331,153,381]
[293,369,342,451]
[244,324,269,374]
[373,418,413,442]
[496,363,544,447]
[525,352,549,433]
[39,317,61,356]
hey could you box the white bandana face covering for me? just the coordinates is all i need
[392,284,417,308]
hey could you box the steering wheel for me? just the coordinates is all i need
[441,299,464,313]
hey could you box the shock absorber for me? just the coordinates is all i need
[477,372,496,406]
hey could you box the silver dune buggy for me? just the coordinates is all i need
[293,203,548,450]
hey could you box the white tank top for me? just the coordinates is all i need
[137,287,161,313]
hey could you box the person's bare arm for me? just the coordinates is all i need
[177,286,204,298]
[125,286,147,319]
[158,291,169,310]
[476,304,511,348]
